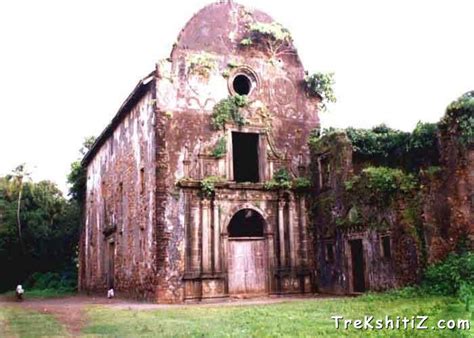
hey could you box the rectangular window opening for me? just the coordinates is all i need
[326,243,335,263]
[140,168,145,194]
[381,235,391,259]
[232,132,259,183]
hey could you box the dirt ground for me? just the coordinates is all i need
[0,294,338,336]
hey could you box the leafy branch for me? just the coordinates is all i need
[240,22,294,58]
[304,72,336,112]
[211,95,248,130]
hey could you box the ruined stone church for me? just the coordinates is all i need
[78,0,473,303]
[79,1,318,302]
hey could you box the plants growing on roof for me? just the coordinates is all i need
[211,95,248,130]
[344,166,417,207]
[240,21,294,58]
[439,91,474,146]
[304,72,336,112]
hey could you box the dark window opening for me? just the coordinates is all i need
[232,132,259,183]
[381,235,391,259]
[233,74,251,95]
[326,243,334,263]
[140,168,145,194]
[228,209,264,237]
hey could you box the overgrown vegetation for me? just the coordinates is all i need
[439,91,474,146]
[211,136,227,158]
[0,137,94,293]
[187,52,217,78]
[320,122,440,171]
[344,167,417,207]
[422,252,474,307]
[304,72,337,112]
[240,21,294,58]
[264,168,311,190]
[200,176,225,198]
[211,95,248,130]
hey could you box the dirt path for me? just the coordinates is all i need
[0,294,340,336]
[0,296,122,336]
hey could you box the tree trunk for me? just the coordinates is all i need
[17,179,24,253]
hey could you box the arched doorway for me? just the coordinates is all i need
[227,209,267,296]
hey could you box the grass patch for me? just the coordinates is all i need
[1,288,76,299]
[83,295,472,337]
[0,307,66,337]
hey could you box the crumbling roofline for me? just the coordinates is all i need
[81,72,155,167]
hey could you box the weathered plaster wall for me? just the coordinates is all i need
[310,133,422,294]
[424,132,473,262]
[82,89,157,299]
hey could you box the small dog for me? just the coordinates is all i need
[107,288,115,299]
[15,285,24,301]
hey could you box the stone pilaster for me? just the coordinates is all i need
[213,200,221,272]
[201,199,211,273]
[278,200,286,267]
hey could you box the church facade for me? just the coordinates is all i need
[79,1,319,303]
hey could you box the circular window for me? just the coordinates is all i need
[228,67,258,96]
[232,74,252,95]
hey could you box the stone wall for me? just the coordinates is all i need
[310,133,422,293]
[81,86,158,299]
[309,110,473,294]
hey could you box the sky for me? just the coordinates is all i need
[0,0,473,193]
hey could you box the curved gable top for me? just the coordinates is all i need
[171,1,298,61]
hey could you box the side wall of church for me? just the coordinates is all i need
[81,88,158,299]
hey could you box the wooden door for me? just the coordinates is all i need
[228,239,267,295]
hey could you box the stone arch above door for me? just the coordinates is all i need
[228,209,265,238]
[222,203,269,235]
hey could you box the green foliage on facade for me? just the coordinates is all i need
[293,177,312,190]
[211,95,248,130]
[187,52,217,78]
[346,167,417,197]
[304,72,336,112]
[439,91,474,146]
[264,168,311,191]
[340,122,439,171]
[264,168,292,190]
[211,136,227,158]
[240,21,293,59]
[200,176,225,198]
[240,22,292,46]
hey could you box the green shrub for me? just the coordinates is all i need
[264,168,292,190]
[293,177,311,190]
[211,95,248,130]
[211,137,227,158]
[304,73,336,112]
[440,91,474,146]
[345,167,417,206]
[25,270,77,290]
[200,176,225,198]
[421,252,474,297]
